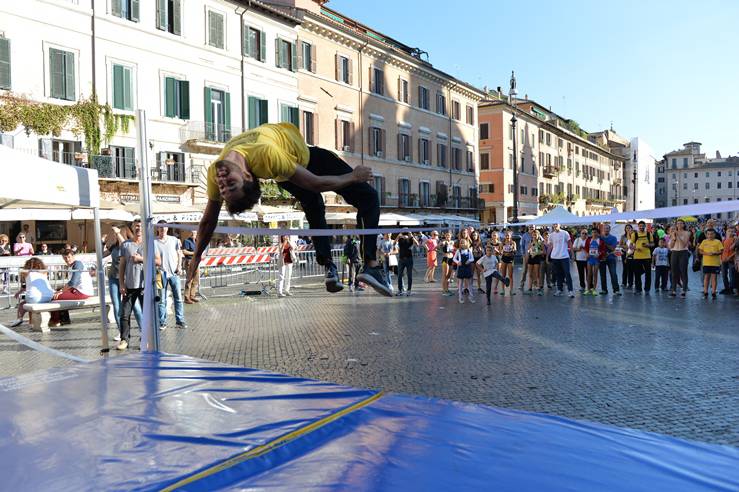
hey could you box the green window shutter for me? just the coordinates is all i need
[259,31,266,62]
[131,0,139,22]
[49,48,64,99]
[223,91,231,133]
[122,66,132,110]
[113,64,124,109]
[164,77,176,117]
[64,51,75,100]
[275,39,281,68]
[172,0,182,35]
[259,99,268,125]
[290,42,297,72]
[111,0,122,17]
[156,0,167,30]
[208,12,215,46]
[216,14,224,49]
[280,104,289,123]
[248,96,258,129]
[242,25,250,56]
[204,87,213,136]
[0,38,10,90]
[178,80,190,119]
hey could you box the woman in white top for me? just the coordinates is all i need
[572,229,589,292]
[11,257,54,327]
[668,219,691,297]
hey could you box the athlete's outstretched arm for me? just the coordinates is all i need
[186,199,221,285]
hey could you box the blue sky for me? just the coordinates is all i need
[328,0,739,158]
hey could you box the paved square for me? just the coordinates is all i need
[1,266,738,447]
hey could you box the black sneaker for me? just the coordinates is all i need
[324,263,344,293]
[357,266,393,297]
[503,277,511,287]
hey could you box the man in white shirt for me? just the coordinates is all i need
[548,223,575,297]
[155,220,186,329]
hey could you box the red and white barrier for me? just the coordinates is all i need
[201,254,273,267]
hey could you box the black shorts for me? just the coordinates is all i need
[702,266,720,275]
[442,257,453,266]
[501,256,514,264]
[528,256,542,266]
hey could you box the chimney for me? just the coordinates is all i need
[716,150,721,159]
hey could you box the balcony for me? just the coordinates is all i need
[380,194,483,210]
[92,155,200,185]
[180,121,241,154]
[542,165,558,178]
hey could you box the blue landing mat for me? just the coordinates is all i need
[0,353,737,491]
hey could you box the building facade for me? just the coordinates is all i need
[478,98,625,224]
[284,0,484,220]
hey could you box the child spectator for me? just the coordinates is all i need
[698,229,723,299]
[652,238,670,292]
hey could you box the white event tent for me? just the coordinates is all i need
[520,205,588,226]
[0,144,110,349]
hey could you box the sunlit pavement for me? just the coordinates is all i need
[1,267,738,447]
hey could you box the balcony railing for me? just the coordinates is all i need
[180,121,241,144]
[542,165,558,178]
[380,194,483,210]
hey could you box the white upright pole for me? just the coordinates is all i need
[136,109,159,352]
[93,207,110,352]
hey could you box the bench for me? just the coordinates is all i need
[23,297,115,333]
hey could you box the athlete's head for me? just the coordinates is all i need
[214,159,261,215]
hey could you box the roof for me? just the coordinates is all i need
[235,0,303,24]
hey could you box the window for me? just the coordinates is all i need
[419,182,430,207]
[206,88,231,142]
[111,0,139,22]
[369,127,385,157]
[705,172,710,178]
[705,182,710,189]
[112,64,133,111]
[276,38,297,71]
[398,178,410,206]
[49,48,75,100]
[157,151,185,182]
[683,158,688,168]
[509,153,514,169]
[244,26,266,62]
[717,182,722,189]
[398,133,411,161]
[301,111,316,145]
[336,55,351,84]
[718,171,722,177]
[418,137,430,164]
[437,143,447,168]
[301,41,315,72]
[247,96,267,129]
[480,153,490,170]
[671,158,676,168]
[452,185,461,208]
[0,37,9,89]
[207,10,224,49]
[370,67,384,95]
[520,185,527,196]
[682,182,687,190]
[508,184,514,194]
[479,123,489,140]
[336,119,354,152]
[694,183,698,190]
[39,138,81,165]
[545,133,551,146]
[374,175,386,205]
[418,86,429,110]
[436,92,446,115]
[398,78,409,103]
[452,100,461,121]
[466,105,474,125]
[466,150,474,172]
[729,181,733,189]
[451,147,462,170]
[280,104,299,127]
[156,0,181,35]
[111,146,136,179]
[164,76,189,119]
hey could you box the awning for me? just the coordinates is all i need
[0,208,73,221]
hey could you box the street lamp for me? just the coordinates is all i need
[632,166,637,211]
[509,71,519,223]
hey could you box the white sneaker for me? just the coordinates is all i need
[568,291,575,298]
[10,319,23,328]
[116,340,128,351]
[458,297,465,304]
[113,334,121,342]
[285,291,293,296]
[469,297,476,304]
[553,290,563,297]
[278,292,286,297]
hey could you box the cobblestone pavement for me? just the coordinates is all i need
[1,267,738,447]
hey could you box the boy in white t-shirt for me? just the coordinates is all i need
[652,238,670,291]
[476,245,510,305]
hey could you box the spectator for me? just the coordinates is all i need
[698,229,722,299]
[572,229,588,292]
[343,236,362,292]
[584,228,605,295]
[652,237,670,292]
[378,233,396,291]
[0,234,10,295]
[668,219,691,297]
[154,220,186,330]
[13,233,34,256]
[277,235,297,297]
[526,229,545,295]
[395,229,418,296]
[630,221,654,295]
[49,249,94,327]
[518,225,533,292]
[118,218,160,350]
[548,223,575,298]
[104,224,141,342]
[182,231,199,303]
[720,228,736,295]
[10,257,54,327]
[424,231,439,283]
[599,224,621,296]
[38,243,52,256]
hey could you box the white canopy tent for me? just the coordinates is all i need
[520,205,588,226]
[0,144,110,350]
